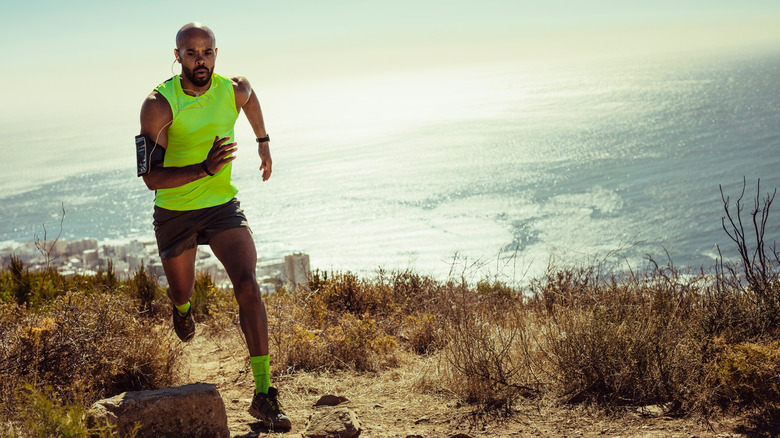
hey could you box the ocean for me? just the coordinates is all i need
[2,47,779,282]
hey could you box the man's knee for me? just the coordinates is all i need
[233,274,261,303]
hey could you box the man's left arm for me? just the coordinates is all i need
[234,76,271,182]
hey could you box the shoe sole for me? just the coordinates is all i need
[248,407,292,430]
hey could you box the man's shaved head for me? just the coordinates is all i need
[176,22,216,49]
[174,22,218,88]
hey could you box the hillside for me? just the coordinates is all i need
[2,257,780,437]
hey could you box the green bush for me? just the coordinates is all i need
[3,385,135,438]
[8,255,32,305]
[190,272,240,328]
[126,264,163,316]
[192,272,217,317]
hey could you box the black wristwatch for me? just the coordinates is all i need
[256,135,270,143]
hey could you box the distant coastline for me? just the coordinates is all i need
[0,238,310,295]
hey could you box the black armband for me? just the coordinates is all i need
[135,134,165,177]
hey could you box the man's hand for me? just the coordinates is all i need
[258,142,272,182]
[204,136,237,175]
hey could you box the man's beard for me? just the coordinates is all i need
[182,65,212,87]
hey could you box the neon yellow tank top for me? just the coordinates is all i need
[154,73,239,210]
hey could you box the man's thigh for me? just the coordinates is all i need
[209,228,258,282]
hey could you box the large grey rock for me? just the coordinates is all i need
[303,407,360,438]
[88,382,229,438]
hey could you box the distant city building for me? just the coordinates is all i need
[284,253,311,292]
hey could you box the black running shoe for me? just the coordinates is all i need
[172,304,195,342]
[248,387,292,431]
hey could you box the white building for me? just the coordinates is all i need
[284,253,311,292]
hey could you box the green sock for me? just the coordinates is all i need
[250,355,271,395]
[174,301,191,317]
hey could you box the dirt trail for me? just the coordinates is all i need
[178,324,750,438]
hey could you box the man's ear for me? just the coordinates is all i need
[174,48,181,62]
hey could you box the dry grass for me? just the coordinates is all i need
[196,259,780,426]
[261,258,780,424]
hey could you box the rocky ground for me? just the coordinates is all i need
[178,325,764,438]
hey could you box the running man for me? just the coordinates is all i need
[138,22,291,431]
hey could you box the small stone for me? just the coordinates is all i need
[315,394,350,407]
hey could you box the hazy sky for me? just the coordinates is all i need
[2,0,780,120]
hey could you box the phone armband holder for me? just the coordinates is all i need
[135,135,165,177]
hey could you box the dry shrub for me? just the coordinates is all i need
[0,291,180,422]
[719,179,780,333]
[433,281,540,413]
[704,276,780,343]
[404,313,442,355]
[531,264,704,409]
[706,339,780,408]
[386,269,444,315]
[510,255,780,417]
[0,301,26,410]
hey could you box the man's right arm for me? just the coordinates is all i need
[139,91,236,191]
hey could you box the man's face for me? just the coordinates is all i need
[175,31,217,88]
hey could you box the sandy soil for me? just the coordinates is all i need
[178,324,761,438]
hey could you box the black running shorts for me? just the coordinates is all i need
[153,198,250,258]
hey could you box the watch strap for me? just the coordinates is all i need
[201,161,214,176]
